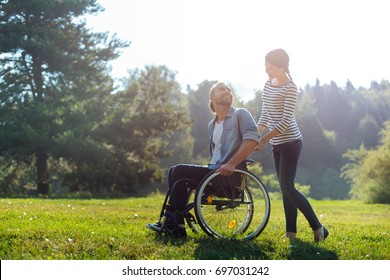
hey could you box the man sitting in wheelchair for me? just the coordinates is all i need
[147,81,260,237]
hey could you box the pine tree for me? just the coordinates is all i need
[0,0,128,194]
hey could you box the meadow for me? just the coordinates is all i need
[1,195,389,260]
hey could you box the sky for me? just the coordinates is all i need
[86,0,389,101]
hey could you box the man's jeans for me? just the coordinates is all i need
[166,164,213,223]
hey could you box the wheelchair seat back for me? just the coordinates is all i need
[205,172,245,199]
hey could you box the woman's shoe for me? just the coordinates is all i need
[314,226,329,242]
[282,232,296,240]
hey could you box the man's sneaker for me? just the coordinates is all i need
[146,222,187,238]
[175,224,187,238]
[146,222,163,233]
[146,221,175,234]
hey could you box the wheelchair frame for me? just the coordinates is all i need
[157,168,271,240]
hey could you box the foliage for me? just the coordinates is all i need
[159,88,194,169]
[243,79,390,200]
[1,197,389,260]
[249,162,311,199]
[48,65,192,195]
[187,80,216,158]
[0,1,191,196]
[245,90,274,171]
[1,1,390,199]
[342,121,390,204]
[0,0,127,194]
[187,80,245,159]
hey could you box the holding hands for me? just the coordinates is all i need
[255,137,267,152]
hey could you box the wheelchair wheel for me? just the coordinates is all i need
[185,188,201,234]
[194,169,270,240]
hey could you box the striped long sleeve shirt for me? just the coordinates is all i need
[257,80,302,145]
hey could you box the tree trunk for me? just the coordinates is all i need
[36,147,49,195]
[32,53,49,194]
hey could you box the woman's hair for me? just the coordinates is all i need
[265,48,293,81]
[209,82,232,113]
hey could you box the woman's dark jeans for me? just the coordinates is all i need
[272,139,321,232]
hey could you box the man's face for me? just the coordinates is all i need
[211,86,233,107]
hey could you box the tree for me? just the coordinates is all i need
[188,80,246,161]
[244,89,274,171]
[100,65,192,193]
[159,89,195,169]
[241,79,390,200]
[187,81,215,159]
[44,65,191,195]
[342,121,390,204]
[0,0,127,194]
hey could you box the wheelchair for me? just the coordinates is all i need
[156,163,271,240]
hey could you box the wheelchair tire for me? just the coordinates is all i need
[194,169,270,240]
[185,188,201,234]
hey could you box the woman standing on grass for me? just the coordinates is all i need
[256,48,328,242]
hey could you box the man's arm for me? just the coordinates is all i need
[216,139,258,176]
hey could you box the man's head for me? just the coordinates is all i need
[209,82,233,113]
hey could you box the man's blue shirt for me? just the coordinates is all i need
[207,107,260,169]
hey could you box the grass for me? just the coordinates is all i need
[0,195,389,260]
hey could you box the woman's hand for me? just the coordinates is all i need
[255,138,267,151]
[255,143,264,151]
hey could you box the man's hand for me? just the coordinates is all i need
[216,162,235,176]
[216,139,258,176]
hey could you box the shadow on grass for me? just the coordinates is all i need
[192,237,275,260]
[286,239,338,260]
[153,234,192,247]
[192,238,338,260]
[149,233,338,260]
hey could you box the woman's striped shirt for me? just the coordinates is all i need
[257,80,302,145]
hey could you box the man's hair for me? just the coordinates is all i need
[210,82,232,95]
[209,82,232,113]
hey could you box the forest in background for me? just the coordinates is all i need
[184,79,390,201]
[1,0,390,203]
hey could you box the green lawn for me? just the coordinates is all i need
[1,196,389,260]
